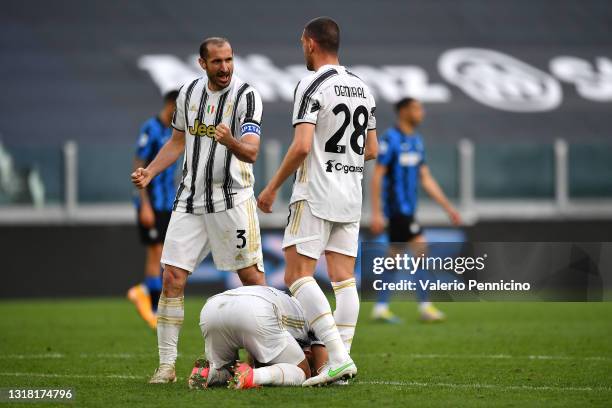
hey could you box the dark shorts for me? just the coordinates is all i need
[387,214,423,243]
[137,210,172,245]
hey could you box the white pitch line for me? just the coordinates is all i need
[359,380,612,393]
[356,353,612,362]
[2,352,609,362]
[0,353,65,359]
[0,372,608,393]
[78,353,155,359]
[0,372,142,380]
[0,353,156,360]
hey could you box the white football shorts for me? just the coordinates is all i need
[161,197,264,273]
[282,200,360,259]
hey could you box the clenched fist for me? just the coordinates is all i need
[131,167,153,189]
[214,123,233,146]
[257,186,277,213]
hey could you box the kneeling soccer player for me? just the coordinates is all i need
[190,285,325,388]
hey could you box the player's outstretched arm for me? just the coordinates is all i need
[131,129,185,189]
[257,123,315,213]
[420,164,462,225]
[214,124,260,163]
[364,129,378,161]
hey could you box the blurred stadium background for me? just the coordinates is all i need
[1,0,611,298]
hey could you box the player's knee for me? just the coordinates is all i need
[161,272,176,293]
[237,266,265,286]
[162,265,187,296]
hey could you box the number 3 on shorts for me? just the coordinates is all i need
[236,229,246,249]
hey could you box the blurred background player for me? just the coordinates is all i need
[370,97,461,323]
[127,90,179,330]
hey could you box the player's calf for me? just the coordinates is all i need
[229,362,308,388]
[228,362,259,389]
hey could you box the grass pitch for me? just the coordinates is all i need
[0,298,610,407]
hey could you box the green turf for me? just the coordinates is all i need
[0,299,610,407]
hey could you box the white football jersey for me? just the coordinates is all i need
[215,286,321,348]
[290,64,376,223]
[172,75,263,214]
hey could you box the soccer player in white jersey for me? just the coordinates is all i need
[189,285,327,389]
[131,37,266,384]
[258,17,378,386]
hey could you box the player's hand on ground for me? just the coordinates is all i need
[139,203,155,228]
[447,207,462,226]
[257,187,276,213]
[214,123,233,146]
[370,212,386,235]
[131,167,152,189]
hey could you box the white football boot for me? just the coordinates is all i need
[149,363,177,384]
[302,359,357,387]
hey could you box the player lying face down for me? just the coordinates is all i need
[188,344,328,390]
[188,286,327,389]
[226,341,328,389]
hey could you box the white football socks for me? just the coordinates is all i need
[253,364,306,386]
[289,277,350,367]
[331,278,359,354]
[156,295,184,366]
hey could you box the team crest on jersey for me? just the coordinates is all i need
[224,102,234,118]
[379,141,388,154]
[138,133,148,147]
[190,104,197,112]
[399,152,421,166]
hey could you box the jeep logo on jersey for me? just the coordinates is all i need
[188,119,216,138]
[324,160,364,174]
[439,48,562,112]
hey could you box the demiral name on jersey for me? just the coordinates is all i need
[334,85,366,99]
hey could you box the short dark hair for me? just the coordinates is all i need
[304,17,340,54]
[163,90,179,104]
[394,97,417,113]
[199,37,231,59]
